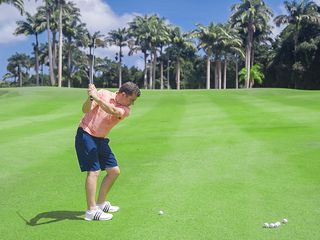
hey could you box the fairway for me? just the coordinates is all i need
[0,87,319,240]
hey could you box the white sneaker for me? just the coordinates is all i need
[84,208,113,221]
[98,201,120,213]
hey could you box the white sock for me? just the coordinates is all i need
[96,202,106,208]
[86,207,98,214]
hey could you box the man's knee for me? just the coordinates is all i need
[107,167,120,177]
[87,170,100,178]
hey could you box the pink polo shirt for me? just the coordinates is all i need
[79,89,130,138]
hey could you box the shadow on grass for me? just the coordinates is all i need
[17,210,84,226]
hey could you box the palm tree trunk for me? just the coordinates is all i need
[246,29,253,88]
[58,3,63,87]
[149,58,152,89]
[245,45,251,88]
[52,31,57,70]
[235,60,238,89]
[119,62,122,87]
[251,47,254,67]
[223,59,227,89]
[176,59,181,90]
[218,60,222,89]
[214,62,218,89]
[35,34,39,86]
[152,51,156,89]
[143,53,148,89]
[19,65,22,87]
[167,59,170,89]
[46,13,55,86]
[160,61,164,90]
[68,46,71,88]
[119,47,122,87]
[206,56,210,89]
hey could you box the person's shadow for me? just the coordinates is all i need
[17,210,84,226]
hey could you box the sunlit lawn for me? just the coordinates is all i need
[0,87,319,240]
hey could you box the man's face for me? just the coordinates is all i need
[117,92,138,106]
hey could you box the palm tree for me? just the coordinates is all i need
[128,15,152,89]
[165,27,195,90]
[154,18,171,90]
[239,63,264,87]
[274,0,319,54]
[230,0,273,88]
[15,12,45,86]
[59,1,81,87]
[0,0,24,14]
[6,53,31,87]
[57,0,67,87]
[85,31,104,85]
[106,28,129,87]
[274,0,320,88]
[190,23,218,89]
[149,16,171,89]
[63,15,85,87]
[219,24,244,89]
[128,15,171,89]
[38,1,56,85]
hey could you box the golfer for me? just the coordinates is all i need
[75,82,140,221]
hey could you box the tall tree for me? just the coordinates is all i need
[274,0,320,88]
[165,27,196,90]
[219,24,244,89]
[38,1,56,85]
[230,0,273,88]
[15,12,45,86]
[128,15,152,89]
[106,28,129,87]
[6,53,31,87]
[190,23,218,89]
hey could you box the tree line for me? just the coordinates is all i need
[1,0,320,90]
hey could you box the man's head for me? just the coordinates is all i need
[116,82,141,106]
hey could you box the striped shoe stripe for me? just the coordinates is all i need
[93,211,102,220]
[103,203,110,212]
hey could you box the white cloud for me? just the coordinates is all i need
[73,0,136,35]
[0,0,136,44]
[0,0,41,43]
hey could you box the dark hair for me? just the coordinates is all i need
[119,82,141,97]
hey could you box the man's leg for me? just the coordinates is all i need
[97,167,120,204]
[86,170,100,210]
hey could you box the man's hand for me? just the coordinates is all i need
[88,84,98,100]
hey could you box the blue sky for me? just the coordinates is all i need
[0,0,296,79]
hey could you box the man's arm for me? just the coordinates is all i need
[82,96,93,113]
[89,86,124,118]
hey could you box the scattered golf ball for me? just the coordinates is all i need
[159,210,164,215]
[263,223,269,228]
[275,222,281,227]
[282,218,288,224]
[269,223,275,228]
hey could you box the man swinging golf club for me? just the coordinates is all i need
[75,82,140,221]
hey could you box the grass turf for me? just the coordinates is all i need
[0,87,319,240]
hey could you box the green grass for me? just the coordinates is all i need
[0,87,319,240]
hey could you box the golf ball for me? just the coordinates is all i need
[159,210,164,215]
[269,223,275,228]
[282,218,288,224]
[263,223,269,228]
[275,222,281,227]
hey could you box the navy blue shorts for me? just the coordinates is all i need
[75,128,118,172]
